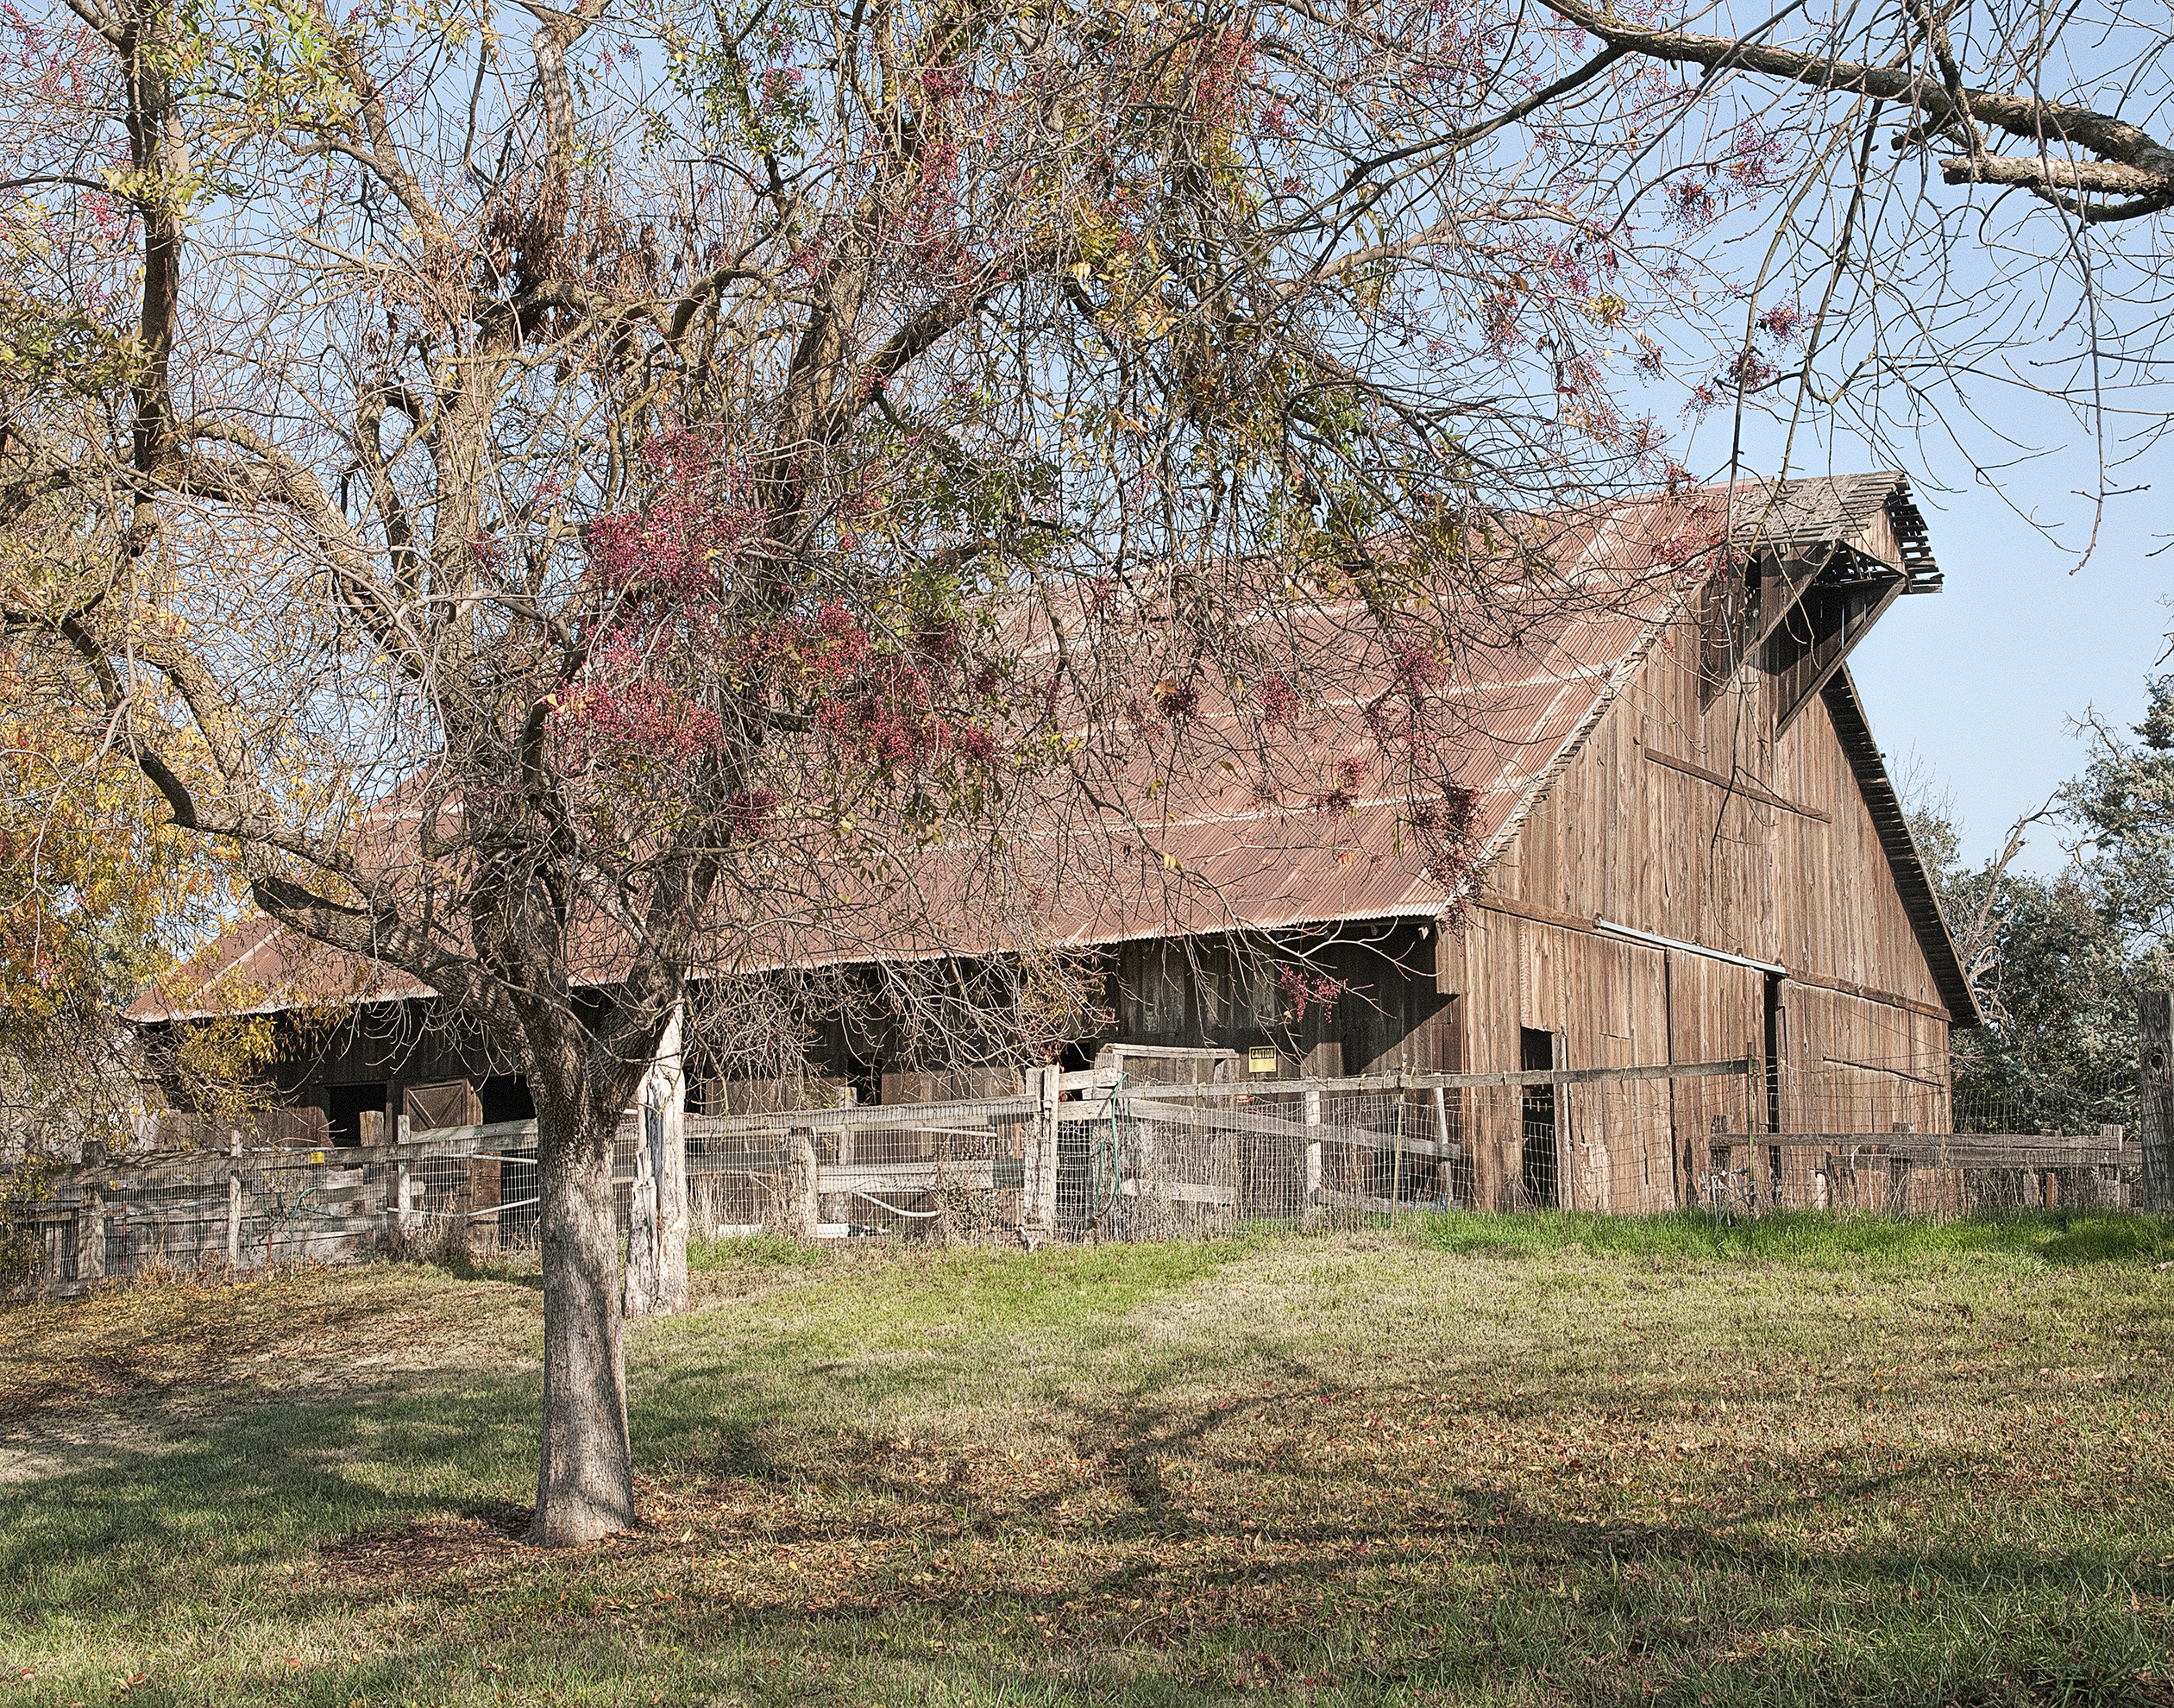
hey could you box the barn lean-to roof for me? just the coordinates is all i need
[128,472,1976,1027]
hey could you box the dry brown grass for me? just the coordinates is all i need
[0,1257,538,1435]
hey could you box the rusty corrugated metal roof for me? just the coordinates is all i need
[130,474,1932,1020]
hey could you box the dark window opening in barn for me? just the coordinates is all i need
[1239,954,1278,1034]
[1764,974,1785,1196]
[1195,944,1226,1032]
[1519,1028,1558,1208]
[476,1076,538,1246]
[1058,1036,1097,1076]
[478,1076,534,1125]
[843,1059,883,1111]
[326,1082,387,1148]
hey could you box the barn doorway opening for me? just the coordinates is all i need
[478,1076,535,1125]
[1519,1027,1558,1208]
[326,1082,387,1148]
[475,1077,538,1246]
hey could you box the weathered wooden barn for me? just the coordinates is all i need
[129,472,1975,1214]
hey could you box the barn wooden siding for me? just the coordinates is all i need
[1451,606,1954,1211]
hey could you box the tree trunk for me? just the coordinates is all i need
[531,1095,635,1544]
[2140,990,2173,1213]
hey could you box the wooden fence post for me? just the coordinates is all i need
[2140,991,2172,1212]
[1303,1083,1323,1215]
[226,1130,243,1265]
[388,1111,410,1234]
[789,1127,820,1239]
[624,1106,662,1315]
[2099,1124,2129,1209]
[1022,1066,1060,1243]
[78,1185,106,1284]
[653,1005,689,1309]
[623,1006,690,1316]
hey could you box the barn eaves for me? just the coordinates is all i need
[1822,665,1981,1027]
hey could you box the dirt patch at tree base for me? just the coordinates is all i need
[311,1503,538,1586]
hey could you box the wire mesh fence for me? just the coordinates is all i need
[686,1103,1033,1240]
[1054,1086,1453,1238]
[682,1062,2138,1240]
[2,1054,2154,1296]
[4,1124,596,1291]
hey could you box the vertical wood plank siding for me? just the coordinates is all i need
[1454,609,1955,1209]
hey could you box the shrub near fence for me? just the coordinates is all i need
[1,1057,2148,1297]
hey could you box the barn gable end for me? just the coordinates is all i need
[1446,535,1970,1209]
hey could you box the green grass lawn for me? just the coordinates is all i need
[3,1212,2172,1707]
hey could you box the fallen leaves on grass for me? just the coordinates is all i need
[0,1265,536,1429]
[9,1233,2174,1706]
[313,1503,536,1587]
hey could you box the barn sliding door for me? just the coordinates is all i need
[1663,952,1767,1204]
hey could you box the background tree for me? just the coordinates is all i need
[1910,675,2174,1134]
[0,468,255,1170]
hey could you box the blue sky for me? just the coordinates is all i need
[1668,346,2168,876]
[1848,480,2166,876]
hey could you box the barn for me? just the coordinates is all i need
[128,471,1975,1215]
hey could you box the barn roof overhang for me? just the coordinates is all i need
[1820,666,1982,1027]
[1718,474,1942,735]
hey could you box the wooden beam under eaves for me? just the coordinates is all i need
[1748,544,1833,657]
[1768,567,1907,735]
[1699,543,1833,711]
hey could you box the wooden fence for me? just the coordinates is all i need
[3,1055,2146,1296]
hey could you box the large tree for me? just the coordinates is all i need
[1536,0,2172,527]
[0,0,1954,1541]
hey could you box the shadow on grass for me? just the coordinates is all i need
[671,1362,2174,1705]
[0,1363,543,1622]
[4,1235,2171,1706]
[625,1312,2171,1705]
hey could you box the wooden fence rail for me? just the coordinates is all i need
[3,1052,2150,1296]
